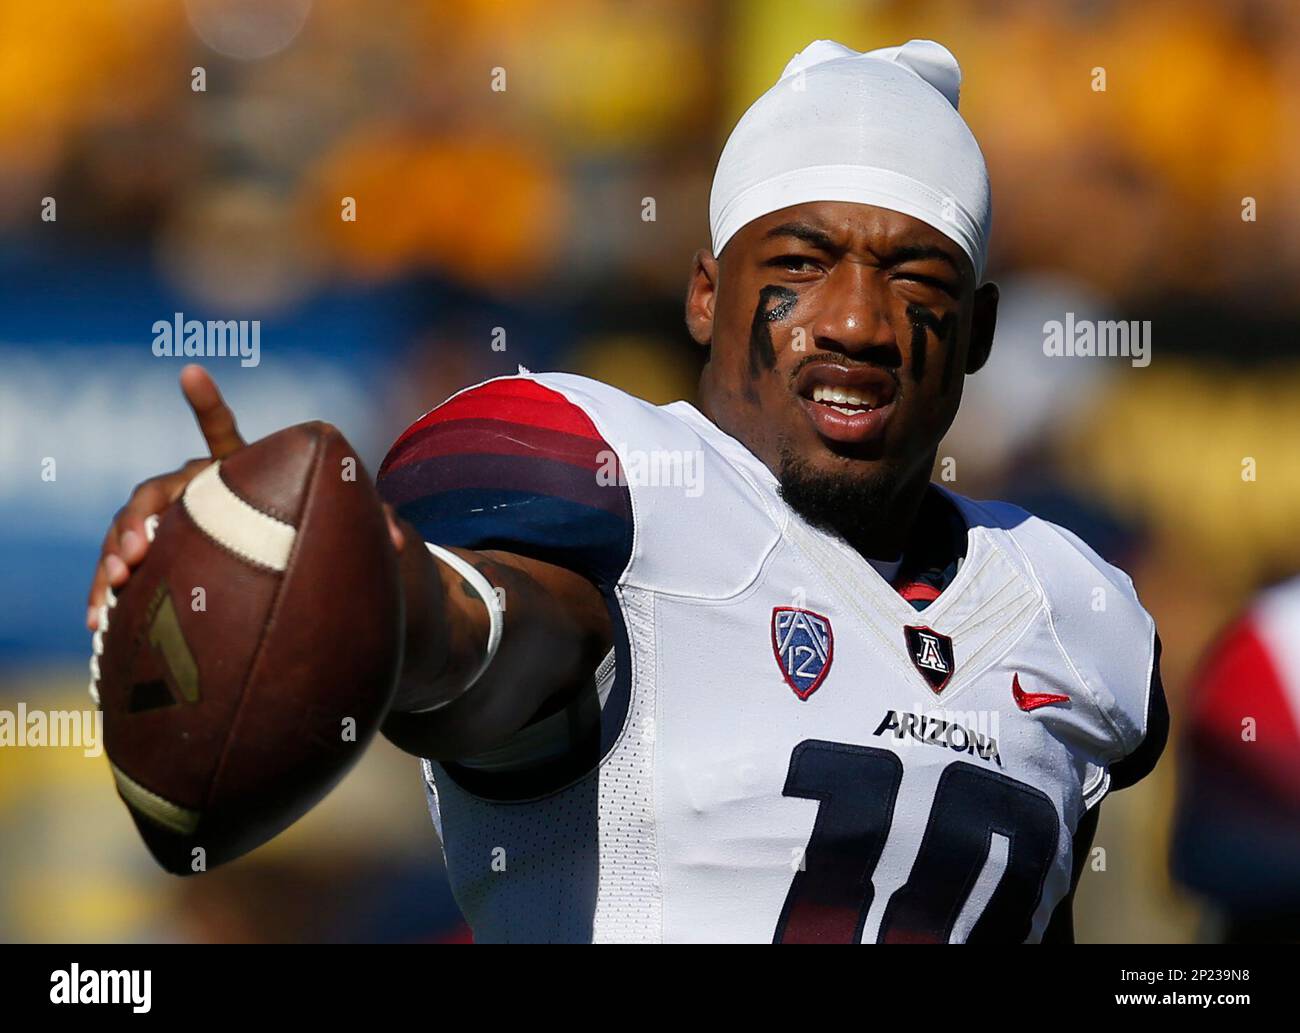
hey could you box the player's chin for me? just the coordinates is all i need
[786,437,895,489]
[777,441,902,525]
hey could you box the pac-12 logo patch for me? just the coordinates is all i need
[904,625,955,694]
[771,607,834,700]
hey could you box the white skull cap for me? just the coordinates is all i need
[709,39,991,280]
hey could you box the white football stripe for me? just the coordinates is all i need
[182,462,296,572]
[110,763,200,835]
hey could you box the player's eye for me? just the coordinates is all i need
[769,254,822,273]
[893,271,958,299]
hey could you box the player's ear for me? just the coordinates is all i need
[685,248,718,354]
[966,280,998,375]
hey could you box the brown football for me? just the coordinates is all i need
[94,422,403,875]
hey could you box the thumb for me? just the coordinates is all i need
[180,364,246,459]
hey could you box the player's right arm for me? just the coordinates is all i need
[373,374,633,760]
[379,532,611,758]
[86,366,614,762]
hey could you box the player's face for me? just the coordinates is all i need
[686,201,998,549]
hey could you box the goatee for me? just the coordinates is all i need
[776,444,904,560]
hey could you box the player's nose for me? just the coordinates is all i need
[809,263,898,359]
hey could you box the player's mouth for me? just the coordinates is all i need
[795,363,898,445]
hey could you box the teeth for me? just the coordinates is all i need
[812,385,874,408]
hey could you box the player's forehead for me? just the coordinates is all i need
[726,201,970,277]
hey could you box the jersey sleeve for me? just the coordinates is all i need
[1058,523,1168,792]
[996,510,1169,795]
[376,374,638,788]
[1105,632,1168,790]
[376,374,634,587]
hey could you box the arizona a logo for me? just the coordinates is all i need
[771,607,834,700]
[904,625,955,694]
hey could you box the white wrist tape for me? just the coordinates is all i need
[415,542,505,712]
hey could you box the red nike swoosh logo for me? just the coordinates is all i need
[1012,673,1069,712]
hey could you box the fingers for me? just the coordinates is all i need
[89,368,236,632]
[86,471,193,629]
[86,559,117,631]
[180,364,245,459]
[87,533,132,631]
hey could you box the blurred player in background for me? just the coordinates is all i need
[1171,574,1300,942]
[88,39,1167,942]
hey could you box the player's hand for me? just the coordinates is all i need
[86,365,407,631]
[86,364,246,630]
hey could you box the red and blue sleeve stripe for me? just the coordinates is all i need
[376,378,634,586]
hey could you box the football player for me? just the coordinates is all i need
[88,40,1167,942]
[1171,574,1300,941]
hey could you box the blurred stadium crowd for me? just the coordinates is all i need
[2,0,1299,942]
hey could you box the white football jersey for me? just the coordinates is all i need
[378,371,1167,943]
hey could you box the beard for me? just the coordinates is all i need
[776,442,908,560]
